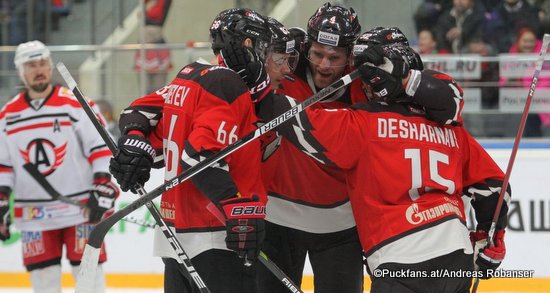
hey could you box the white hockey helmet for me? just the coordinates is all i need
[14,40,53,84]
[14,40,52,69]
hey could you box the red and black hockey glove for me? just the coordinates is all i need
[0,187,11,241]
[219,195,266,263]
[221,42,272,102]
[354,44,410,100]
[87,173,120,223]
[470,229,506,279]
[109,133,155,192]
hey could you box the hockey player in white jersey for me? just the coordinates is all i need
[0,40,119,293]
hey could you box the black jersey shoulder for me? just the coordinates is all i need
[176,61,249,104]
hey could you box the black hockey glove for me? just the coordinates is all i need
[0,187,11,241]
[470,229,506,279]
[220,195,266,264]
[354,44,410,100]
[221,42,272,102]
[109,134,155,192]
[87,173,120,223]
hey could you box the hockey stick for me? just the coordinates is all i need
[23,163,156,229]
[56,63,210,293]
[65,64,359,291]
[471,33,550,293]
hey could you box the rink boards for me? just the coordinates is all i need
[1,146,549,292]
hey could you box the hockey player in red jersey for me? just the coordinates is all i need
[259,42,510,293]
[241,4,463,292]
[108,9,271,293]
[248,4,367,292]
[0,41,119,293]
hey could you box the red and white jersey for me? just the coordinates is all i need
[0,85,111,231]
[261,70,366,233]
[271,95,509,270]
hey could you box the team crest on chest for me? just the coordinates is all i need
[19,139,68,176]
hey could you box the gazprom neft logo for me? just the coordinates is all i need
[317,31,339,46]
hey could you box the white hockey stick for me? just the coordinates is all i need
[23,163,156,229]
[471,33,550,293]
[65,64,359,292]
[56,63,210,293]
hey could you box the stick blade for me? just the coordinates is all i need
[75,244,101,293]
[56,62,77,90]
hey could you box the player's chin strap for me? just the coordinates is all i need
[471,33,550,293]
[56,63,211,293]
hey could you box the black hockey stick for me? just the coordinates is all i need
[471,33,550,293]
[65,65,360,291]
[56,63,210,293]
[23,163,156,229]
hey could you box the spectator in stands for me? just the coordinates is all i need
[468,39,499,110]
[134,0,173,94]
[460,38,501,137]
[535,0,550,40]
[500,26,550,137]
[491,0,541,53]
[95,99,121,141]
[417,29,449,54]
[413,0,452,32]
[433,0,486,53]
[51,0,71,31]
[7,0,47,44]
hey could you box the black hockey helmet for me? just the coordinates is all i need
[288,27,307,53]
[306,2,361,49]
[267,17,295,54]
[267,17,299,71]
[356,26,409,47]
[209,8,271,58]
[353,26,424,71]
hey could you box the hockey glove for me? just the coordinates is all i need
[87,173,120,223]
[221,42,272,102]
[220,195,266,263]
[109,134,155,192]
[0,187,11,241]
[354,44,410,100]
[470,229,506,279]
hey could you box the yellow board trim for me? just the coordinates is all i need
[0,273,549,292]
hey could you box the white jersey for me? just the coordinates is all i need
[0,85,112,231]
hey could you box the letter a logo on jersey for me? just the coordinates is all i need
[19,139,68,176]
[53,119,61,132]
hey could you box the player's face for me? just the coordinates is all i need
[22,59,52,93]
[307,42,349,88]
[266,51,294,89]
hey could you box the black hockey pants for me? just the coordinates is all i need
[163,248,257,293]
[256,221,364,293]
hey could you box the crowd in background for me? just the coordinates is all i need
[414,0,550,137]
[2,0,550,137]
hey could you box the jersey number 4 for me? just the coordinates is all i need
[404,148,455,201]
